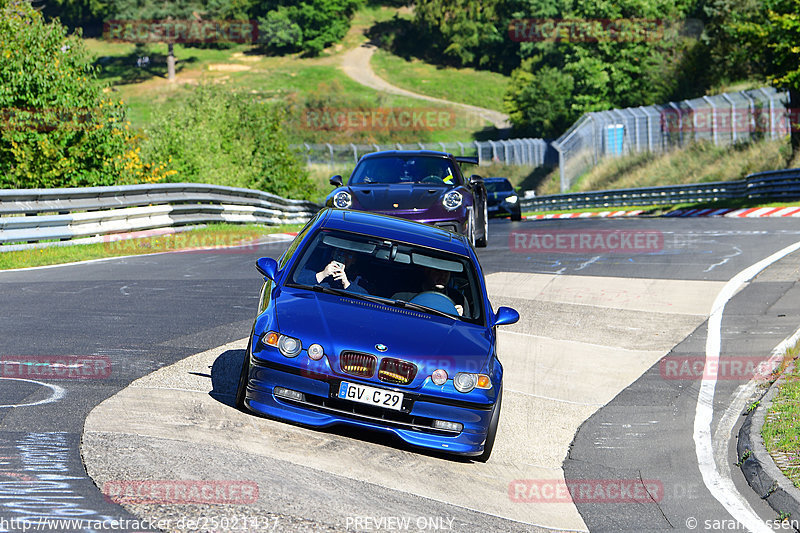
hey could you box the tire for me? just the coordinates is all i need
[475,201,488,248]
[475,385,502,462]
[235,337,252,411]
[511,210,522,222]
[467,211,476,248]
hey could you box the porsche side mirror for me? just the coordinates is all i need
[330,175,343,187]
[256,257,278,280]
[470,174,484,186]
[493,306,519,326]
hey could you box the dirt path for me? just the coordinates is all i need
[340,42,511,130]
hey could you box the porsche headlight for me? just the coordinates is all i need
[505,195,518,204]
[333,191,352,209]
[442,191,462,210]
[453,372,492,393]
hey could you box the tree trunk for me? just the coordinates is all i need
[167,42,176,82]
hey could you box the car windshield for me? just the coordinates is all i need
[485,179,514,193]
[287,229,484,324]
[350,156,460,186]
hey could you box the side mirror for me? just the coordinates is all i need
[330,175,343,187]
[256,257,279,280]
[470,174,484,186]
[493,306,519,326]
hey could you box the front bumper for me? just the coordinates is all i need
[242,354,495,456]
[488,202,521,218]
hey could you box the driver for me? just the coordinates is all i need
[420,266,465,316]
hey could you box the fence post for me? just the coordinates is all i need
[720,93,736,144]
[702,96,717,145]
[326,143,334,168]
[474,141,482,165]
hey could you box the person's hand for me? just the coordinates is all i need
[332,268,350,289]
[316,261,343,283]
[455,304,464,316]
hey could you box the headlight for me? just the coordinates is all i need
[505,195,518,204]
[333,191,352,209]
[453,372,492,393]
[307,343,324,361]
[278,335,302,358]
[442,191,462,210]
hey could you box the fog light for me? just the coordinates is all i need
[433,420,463,432]
[274,386,305,401]
[431,369,448,386]
[307,343,324,360]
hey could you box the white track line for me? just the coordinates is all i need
[0,377,65,408]
[694,240,800,531]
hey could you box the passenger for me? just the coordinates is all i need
[302,248,370,294]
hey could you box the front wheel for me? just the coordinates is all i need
[475,201,488,248]
[235,337,252,411]
[475,386,502,462]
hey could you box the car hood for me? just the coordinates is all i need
[274,287,492,387]
[348,184,446,211]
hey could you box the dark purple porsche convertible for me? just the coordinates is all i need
[325,150,489,247]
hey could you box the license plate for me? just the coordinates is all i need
[338,381,403,411]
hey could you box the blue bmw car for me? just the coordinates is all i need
[235,208,519,461]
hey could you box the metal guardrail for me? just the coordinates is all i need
[521,168,800,211]
[0,183,320,248]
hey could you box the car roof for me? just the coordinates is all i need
[359,150,455,160]
[316,208,471,256]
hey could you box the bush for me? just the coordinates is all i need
[0,0,172,188]
[141,84,315,200]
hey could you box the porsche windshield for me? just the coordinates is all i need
[349,156,460,186]
[288,229,483,324]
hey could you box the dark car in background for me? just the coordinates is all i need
[484,177,522,221]
[325,150,489,247]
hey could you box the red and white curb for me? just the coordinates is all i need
[524,210,645,220]
[665,206,800,218]
[524,206,800,220]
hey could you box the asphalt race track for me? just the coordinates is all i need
[2,217,800,532]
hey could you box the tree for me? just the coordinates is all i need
[108,0,211,81]
[764,0,800,153]
[504,64,575,138]
[0,0,171,187]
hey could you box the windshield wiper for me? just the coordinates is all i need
[389,298,456,320]
[293,283,456,319]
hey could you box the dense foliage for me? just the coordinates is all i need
[141,85,314,199]
[379,0,800,139]
[45,0,363,56]
[0,0,173,188]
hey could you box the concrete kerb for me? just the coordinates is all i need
[737,364,800,522]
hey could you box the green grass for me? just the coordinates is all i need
[762,345,800,488]
[536,137,799,196]
[370,48,510,113]
[0,223,302,270]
